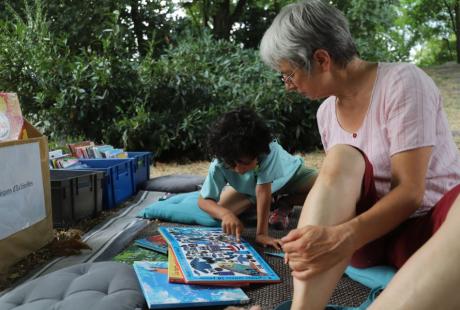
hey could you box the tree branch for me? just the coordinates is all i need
[442,0,456,32]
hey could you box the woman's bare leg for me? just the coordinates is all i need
[369,196,460,310]
[291,145,365,310]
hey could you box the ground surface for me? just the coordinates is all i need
[1,62,459,292]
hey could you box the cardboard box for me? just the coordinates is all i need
[0,119,53,273]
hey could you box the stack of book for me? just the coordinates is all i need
[49,142,130,168]
[67,141,128,159]
[133,261,250,309]
[132,226,281,309]
[49,149,80,168]
[159,226,281,286]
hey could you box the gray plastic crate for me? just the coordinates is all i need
[50,169,104,227]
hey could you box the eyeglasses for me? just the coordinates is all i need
[280,67,298,85]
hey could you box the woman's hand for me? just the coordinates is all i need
[281,224,355,280]
[256,234,283,250]
[221,211,244,241]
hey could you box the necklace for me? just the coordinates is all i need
[335,97,358,138]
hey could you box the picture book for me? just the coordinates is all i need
[0,93,24,142]
[167,246,185,283]
[49,149,65,159]
[49,155,80,169]
[167,246,246,287]
[67,142,128,159]
[134,235,168,254]
[67,141,94,157]
[113,245,167,265]
[159,226,281,285]
[133,261,250,309]
[103,148,128,159]
[93,145,113,158]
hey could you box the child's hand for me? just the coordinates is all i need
[256,234,283,250]
[221,212,244,241]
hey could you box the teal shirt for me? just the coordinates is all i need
[200,141,303,201]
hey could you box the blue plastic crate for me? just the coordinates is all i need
[74,159,134,209]
[127,151,154,191]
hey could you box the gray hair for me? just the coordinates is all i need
[260,0,357,72]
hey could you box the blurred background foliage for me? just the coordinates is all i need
[0,0,458,160]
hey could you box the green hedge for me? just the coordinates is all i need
[0,6,321,161]
[111,33,321,160]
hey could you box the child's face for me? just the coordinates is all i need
[232,157,258,174]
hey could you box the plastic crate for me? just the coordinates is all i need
[127,151,154,191]
[50,169,104,227]
[75,159,135,209]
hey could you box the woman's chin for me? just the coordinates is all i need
[301,92,314,100]
[301,93,328,101]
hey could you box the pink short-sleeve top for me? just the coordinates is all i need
[317,62,460,217]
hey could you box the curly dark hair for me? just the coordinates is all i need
[207,107,273,166]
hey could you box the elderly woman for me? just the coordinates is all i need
[257,0,460,309]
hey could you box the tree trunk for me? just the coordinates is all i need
[202,0,209,28]
[130,0,146,57]
[212,0,231,40]
[456,0,460,63]
[212,0,248,40]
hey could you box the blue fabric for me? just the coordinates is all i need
[327,266,396,309]
[138,191,220,227]
[273,265,396,310]
[200,140,307,201]
[344,265,396,290]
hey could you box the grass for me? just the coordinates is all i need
[422,62,460,146]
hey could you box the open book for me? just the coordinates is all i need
[159,226,281,285]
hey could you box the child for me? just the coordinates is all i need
[198,107,317,249]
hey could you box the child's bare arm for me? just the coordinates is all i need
[198,196,244,240]
[255,183,272,236]
[255,184,283,249]
[198,195,231,220]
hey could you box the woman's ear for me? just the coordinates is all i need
[312,49,332,71]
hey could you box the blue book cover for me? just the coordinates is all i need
[134,235,168,254]
[133,261,250,309]
[158,226,281,284]
[264,251,285,258]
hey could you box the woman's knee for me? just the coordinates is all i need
[320,145,366,185]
